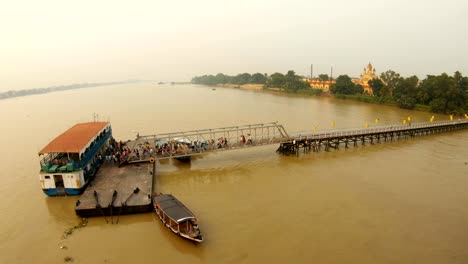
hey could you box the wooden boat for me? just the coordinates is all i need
[153,193,204,242]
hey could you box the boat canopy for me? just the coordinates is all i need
[154,194,196,223]
[39,122,110,155]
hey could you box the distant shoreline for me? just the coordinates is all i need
[0,80,148,101]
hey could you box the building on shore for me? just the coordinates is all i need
[308,79,335,93]
[308,63,378,95]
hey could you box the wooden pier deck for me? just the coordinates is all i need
[75,162,155,217]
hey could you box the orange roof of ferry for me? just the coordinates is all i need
[39,122,109,154]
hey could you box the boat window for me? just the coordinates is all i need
[45,176,50,179]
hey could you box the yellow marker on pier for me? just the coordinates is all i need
[331,121,335,128]
[365,122,369,128]
[375,118,379,124]
[450,115,453,121]
[403,120,407,125]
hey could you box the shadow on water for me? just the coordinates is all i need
[44,193,155,226]
[157,164,254,189]
[44,196,80,222]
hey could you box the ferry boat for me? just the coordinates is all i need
[38,122,112,196]
[153,193,204,242]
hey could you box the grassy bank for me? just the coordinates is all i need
[217,84,435,113]
[262,87,434,113]
[334,94,431,111]
[335,94,398,106]
[263,87,323,96]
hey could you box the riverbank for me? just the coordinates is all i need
[216,83,323,95]
[216,83,265,90]
[213,83,437,114]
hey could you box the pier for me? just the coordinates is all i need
[278,120,468,154]
[121,120,468,162]
[75,119,468,217]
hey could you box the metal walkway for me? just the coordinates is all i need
[122,122,289,163]
[120,119,468,163]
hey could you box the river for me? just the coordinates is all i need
[0,83,467,263]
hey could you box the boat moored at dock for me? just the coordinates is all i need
[153,193,204,243]
[38,122,112,196]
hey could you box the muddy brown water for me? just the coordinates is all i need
[0,83,467,263]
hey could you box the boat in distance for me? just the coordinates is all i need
[153,193,204,242]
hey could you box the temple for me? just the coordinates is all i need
[355,62,377,94]
[308,63,378,95]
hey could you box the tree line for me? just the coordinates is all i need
[192,71,311,91]
[329,70,467,114]
[193,70,467,114]
[191,73,268,86]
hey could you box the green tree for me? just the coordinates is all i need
[267,72,285,88]
[318,74,329,81]
[215,73,228,84]
[286,70,296,80]
[380,70,401,95]
[368,78,386,97]
[250,73,267,84]
[354,84,364,94]
[399,95,417,109]
[191,75,218,85]
[330,75,361,95]
[265,71,309,91]
[393,76,419,100]
[284,70,309,91]
[418,72,467,113]
[232,73,252,85]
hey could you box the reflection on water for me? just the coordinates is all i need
[0,83,467,264]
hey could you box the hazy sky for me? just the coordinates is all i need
[1,0,467,90]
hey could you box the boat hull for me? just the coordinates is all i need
[152,194,204,243]
[42,186,87,196]
[154,209,204,243]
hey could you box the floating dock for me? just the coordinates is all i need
[75,161,155,217]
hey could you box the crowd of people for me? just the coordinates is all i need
[103,134,257,165]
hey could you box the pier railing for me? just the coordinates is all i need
[123,122,290,162]
[289,120,468,141]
